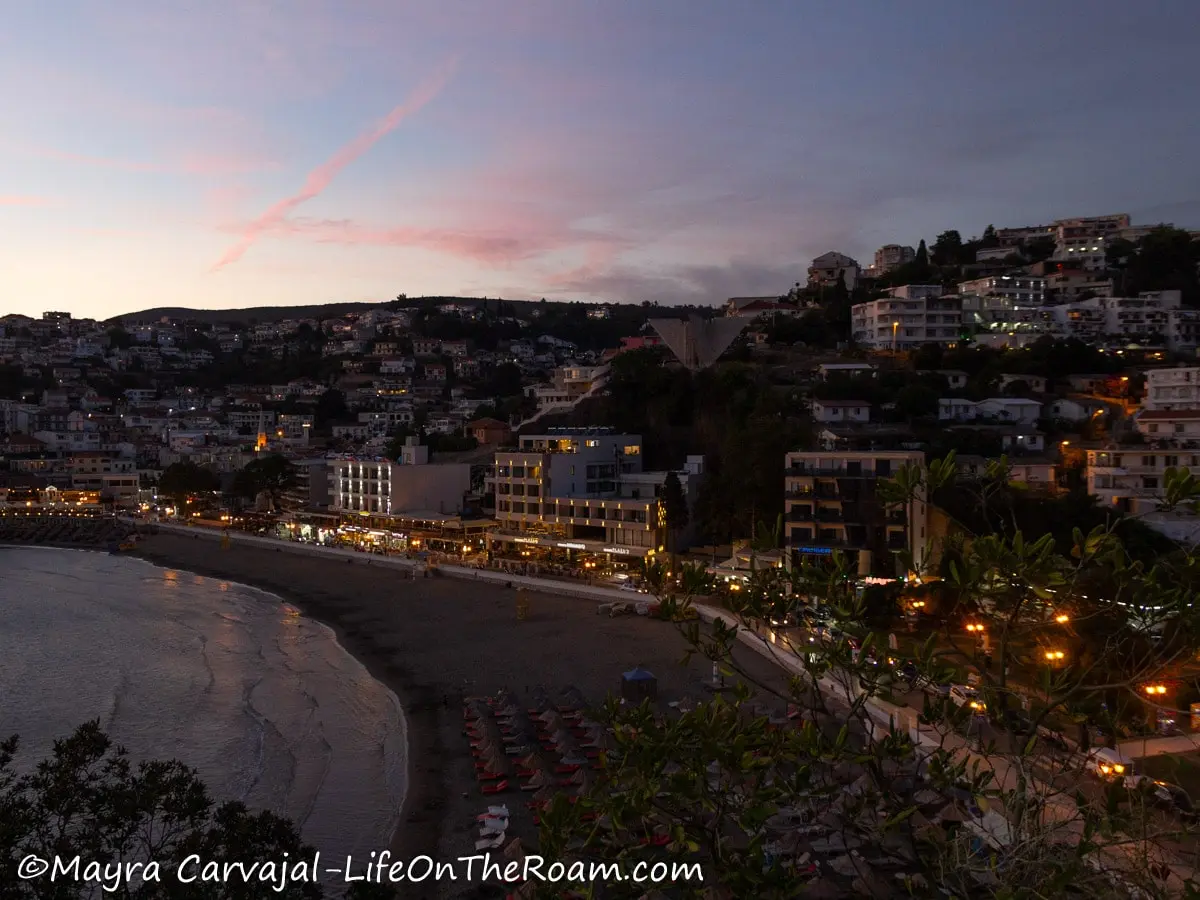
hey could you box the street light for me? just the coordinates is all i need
[1055,614,1070,624]
[1044,650,1065,661]
[1144,684,1168,696]
[966,623,985,634]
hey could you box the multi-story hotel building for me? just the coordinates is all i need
[1143,366,1200,411]
[783,450,928,577]
[1086,447,1200,542]
[957,274,1046,305]
[1052,214,1130,272]
[851,285,962,351]
[870,244,915,276]
[328,439,472,517]
[487,428,701,562]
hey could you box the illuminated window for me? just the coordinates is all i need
[585,440,599,448]
[623,445,641,455]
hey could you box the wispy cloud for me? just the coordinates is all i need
[210,56,460,271]
[278,217,537,264]
[0,195,51,207]
[551,258,805,306]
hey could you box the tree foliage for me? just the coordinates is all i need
[0,722,391,899]
[536,460,1200,898]
[230,454,297,503]
[157,463,219,507]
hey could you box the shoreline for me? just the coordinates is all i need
[116,532,792,898]
[121,539,443,876]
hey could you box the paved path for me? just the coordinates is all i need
[1120,733,1200,758]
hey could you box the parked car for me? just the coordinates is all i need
[1149,780,1197,821]
[949,685,986,713]
[1084,747,1139,786]
[620,582,648,594]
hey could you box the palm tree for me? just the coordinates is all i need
[748,513,783,571]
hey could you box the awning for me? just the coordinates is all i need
[487,532,649,556]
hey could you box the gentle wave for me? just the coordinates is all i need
[0,547,406,866]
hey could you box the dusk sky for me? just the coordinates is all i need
[3,1,1199,320]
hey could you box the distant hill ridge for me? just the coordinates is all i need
[106,296,504,326]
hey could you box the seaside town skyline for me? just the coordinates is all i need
[10,2,1200,896]
[4,1,1200,320]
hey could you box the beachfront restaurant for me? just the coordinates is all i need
[486,529,653,574]
[0,485,103,514]
[328,510,495,556]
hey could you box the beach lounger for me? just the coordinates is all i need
[480,780,509,795]
[477,770,506,781]
[479,823,507,838]
[478,805,509,819]
[475,834,505,851]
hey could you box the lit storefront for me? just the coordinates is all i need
[293,511,498,556]
[486,530,651,572]
[0,486,103,514]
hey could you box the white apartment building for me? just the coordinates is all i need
[958,274,1046,305]
[783,450,928,576]
[380,358,416,375]
[1144,367,1200,411]
[808,252,860,290]
[527,364,610,414]
[938,397,1043,424]
[1086,447,1200,542]
[871,244,915,276]
[851,285,962,350]
[1135,409,1200,443]
[487,429,700,559]
[329,439,472,517]
[811,400,871,424]
[958,455,1057,487]
[1168,309,1200,353]
[960,295,1057,345]
[817,362,876,380]
[1051,290,1182,345]
[1052,214,1130,272]
[995,224,1056,248]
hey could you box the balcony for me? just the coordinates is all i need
[787,464,873,478]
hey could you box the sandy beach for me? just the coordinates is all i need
[130,532,790,898]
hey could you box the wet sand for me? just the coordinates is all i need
[130,533,790,898]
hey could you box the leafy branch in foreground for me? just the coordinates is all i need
[0,722,392,899]
[536,459,1200,898]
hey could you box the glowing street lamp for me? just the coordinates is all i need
[1055,614,1070,624]
[1044,650,1065,662]
[1143,684,1168,696]
[966,623,985,634]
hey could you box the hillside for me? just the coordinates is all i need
[106,297,713,326]
[105,297,492,326]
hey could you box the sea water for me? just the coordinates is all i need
[0,547,406,871]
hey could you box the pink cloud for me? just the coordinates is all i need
[275,217,554,264]
[209,56,460,271]
[0,195,51,206]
